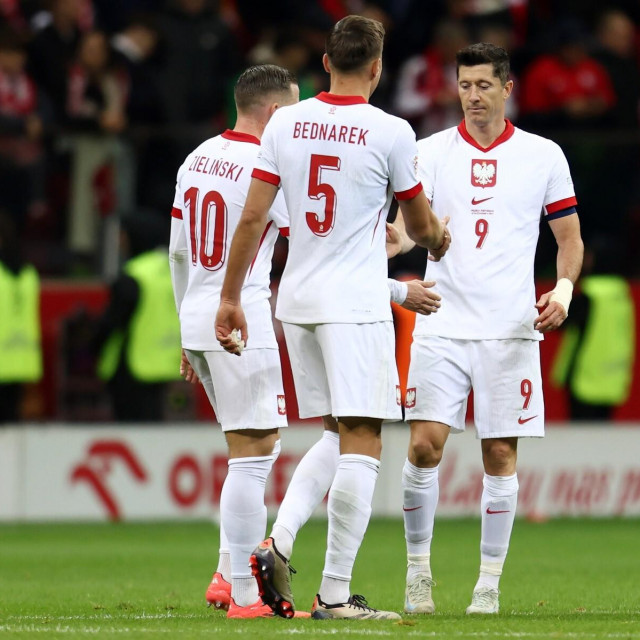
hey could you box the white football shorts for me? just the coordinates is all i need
[282,321,402,421]
[405,336,544,438]
[185,348,288,432]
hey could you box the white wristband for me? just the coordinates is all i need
[387,278,408,305]
[549,278,573,314]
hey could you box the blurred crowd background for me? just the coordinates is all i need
[0,0,638,423]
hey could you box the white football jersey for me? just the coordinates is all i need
[254,92,422,324]
[414,120,577,341]
[172,130,288,350]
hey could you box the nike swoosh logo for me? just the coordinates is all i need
[486,508,510,514]
[471,197,493,205]
[403,506,422,512]
[518,415,538,424]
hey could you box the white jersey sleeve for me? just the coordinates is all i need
[388,120,423,199]
[543,142,578,220]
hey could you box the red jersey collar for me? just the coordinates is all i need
[457,119,515,152]
[221,129,260,145]
[315,91,367,106]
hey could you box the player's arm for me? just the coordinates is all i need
[216,178,278,354]
[398,190,450,260]
[169,215,188,313]
[386,210,415,258]
[534,213,584,333]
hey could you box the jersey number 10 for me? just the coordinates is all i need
[184,186,227,271]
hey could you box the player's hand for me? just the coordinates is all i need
[401,280,441,315]
[215,300,247,355]
[385,222,402,259]
[534,292,568,333]
[428,216,451,262]
[180,349,200,384]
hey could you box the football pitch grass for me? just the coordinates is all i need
[0,518,638,639]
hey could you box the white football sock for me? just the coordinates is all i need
[271,430,339,560]
[476,472,518,591]
[215,522,231,582]
[216,439,280,582]
[319,454,379,604]
[221,454,274,607]
[402,459,439,564]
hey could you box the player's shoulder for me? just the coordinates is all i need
[512,125,564,155]
[417,125,458,151]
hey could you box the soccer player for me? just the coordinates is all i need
[169,64,299,619]
[399,43,584,615]
[216,15,450,620]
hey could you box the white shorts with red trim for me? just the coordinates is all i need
[185,348,288,432]
[405,336,544,438]
[282,321,402,421]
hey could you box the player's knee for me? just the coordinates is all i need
[482,438,517,473]
[409,434,444,467]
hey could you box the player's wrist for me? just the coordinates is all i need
[387,278,408,305]
[431,227,448,252]
[550,278,573,314]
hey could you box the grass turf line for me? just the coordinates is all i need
[0,518,638,639]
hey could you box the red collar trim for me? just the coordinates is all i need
[457,119,515,152]
[221,129,260,145]
[315,92,367,106]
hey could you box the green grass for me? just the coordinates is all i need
[0,518,638,638]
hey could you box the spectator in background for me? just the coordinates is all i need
[110,13,164,126]
[552,240,636,420]
[93,210,182,422]
[519,19,616,129]
[28,0,85,124]
[0,27,47,229]
[0,211,42,423]
[65,29,128,134]
[594,8,640,129]
[393,19,469,137]
[158,0,241,128]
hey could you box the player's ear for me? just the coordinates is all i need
[322,53,331,74]
[371,57,382,80]
[503,79,514,100]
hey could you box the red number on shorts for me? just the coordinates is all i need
[306,154,341,237]
[184,186,227,271]
[521,379,532,410]
[475,218,489,249]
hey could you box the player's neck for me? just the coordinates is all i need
[233,115,265,141]
[465,118,506,149]
[328,75,371,102]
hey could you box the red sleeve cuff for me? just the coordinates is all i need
[395,182,423,201]
[545,196,577,215]
[279,227,290,237]
[252,168,281,186]
[171,207,182,219]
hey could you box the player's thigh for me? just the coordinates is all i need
[405,336,470,433]
[470,339,544,438]
[184,349,219,415]
[316,321,402,421]
[282,322,331,419]
[197,348,288,432]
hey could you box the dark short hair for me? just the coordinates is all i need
[234,64,297,113]
[326,15,384,73]
[456,42,510,85]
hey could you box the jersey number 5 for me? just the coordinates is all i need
[306,154,341,237]
[184,186,227,271]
